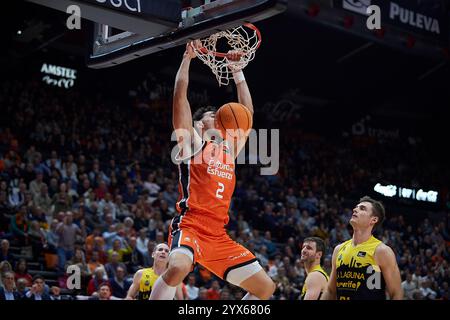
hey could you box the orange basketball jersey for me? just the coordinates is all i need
[176,140,235,226]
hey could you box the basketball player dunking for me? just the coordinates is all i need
[149,42,275,300]
[322,196,403,300]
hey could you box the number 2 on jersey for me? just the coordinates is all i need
[216,182,225,199]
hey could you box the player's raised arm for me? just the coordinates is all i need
[234,73,253,116]
[321,244,341,300]
[227,53,254,156]
[173,42,201,154]
[226,51,254,116]
[375,244,403,300]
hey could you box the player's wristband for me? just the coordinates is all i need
[233,70,245,84]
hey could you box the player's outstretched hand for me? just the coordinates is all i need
[226,50,245,72]
[226,50,244,61]
[184,41,200,60]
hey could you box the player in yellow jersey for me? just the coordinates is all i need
[125,243,182,300]
[300,237,329,300]
[322,196,403,300]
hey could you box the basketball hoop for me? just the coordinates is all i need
[193,23,262,86]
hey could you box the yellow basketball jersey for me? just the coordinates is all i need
[138,268,159,300]
[336,236,386,300]
[300,264,329,300]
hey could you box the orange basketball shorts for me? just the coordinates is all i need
[168,209,257,281]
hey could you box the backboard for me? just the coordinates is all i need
[27,0,288,68]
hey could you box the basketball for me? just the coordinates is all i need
[215,102,253,139]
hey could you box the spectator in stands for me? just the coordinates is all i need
[0,261,13,286]
[25,275,51,300]
[102,223,121,251]
[107,239,131,262]
[28,206,47,228]
[109,265,131,298]
[1,239,14,264]
[45,219,59,253]
[136,228,149,256]
[49,286,72,300]
[98,193,117,221]
[14,259,32,287]
[87,267,108,296]
[105,251,127,279]
[47,178,59,198]
[162,184,177,211]
[0,191,12,229]
[402,272,418,300]
[142,240,156,267]
[123,236,142,273]
[87,250,105,274]
[195,287,208,300]
[114,195,131,220]
[255,245,269,268]
[29,170,45,197]
[33,185,52,221]
[412,267,425,288]
[56,211,84,272]
[8,182,26,209]
[0,271,21,300]
[122,184,138,205]
[206,280,221,300]
[143,173,160,196]
[94,180,108,201]
[85,227,105,257]
[16,278,28,298]
[46,151,62,172]
[185,273,199,300]
[123,217,136,238]
[233,290,244,300]
[70,248,91,286]
[262,231,277,257]
[28,220,46,259]
[132,209,148,232]
[420,279,437,300]
[9,207,28,246]
[62,164,78,188]
[220,287,231,300]
[89,283,116,300]
[52,183,73,214]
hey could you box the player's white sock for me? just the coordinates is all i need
[242,293,260,300]
[149,276,177,300]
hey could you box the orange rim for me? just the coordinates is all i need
[197,23,261,58]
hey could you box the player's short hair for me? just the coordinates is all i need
[303,237,326,265]
[359,195,385,231]
[193,106,217,121]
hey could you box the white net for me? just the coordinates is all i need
[193,23,261,86]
